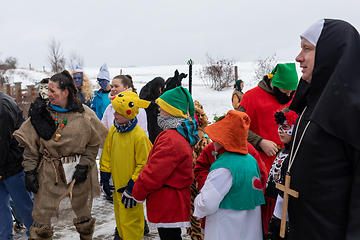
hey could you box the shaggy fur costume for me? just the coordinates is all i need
[187,101,211,240]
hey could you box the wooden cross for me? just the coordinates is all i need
[276,174,299,238]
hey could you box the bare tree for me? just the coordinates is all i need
[67,51,85,70]
[252,53,277,85]
[197,53,236,91]
[46,37,66,73]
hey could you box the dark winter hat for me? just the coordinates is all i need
[156,86,195,119]
[270,63,298,90]
[236,79,243,90]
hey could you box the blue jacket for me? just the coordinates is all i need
[90,90,108,120]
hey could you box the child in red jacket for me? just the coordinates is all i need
[133,86,199,240]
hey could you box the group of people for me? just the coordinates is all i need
[1,18,360,240]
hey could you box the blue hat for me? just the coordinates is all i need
[97,63,110,81]
[71,60,83,73]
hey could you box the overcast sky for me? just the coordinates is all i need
[1,0,359,69]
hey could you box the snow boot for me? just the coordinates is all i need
[114,227,123,240]
[29,222,54,240]
[144,219,150,235]
[73,217,96,240]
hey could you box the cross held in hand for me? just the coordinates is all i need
[276,174,299,238]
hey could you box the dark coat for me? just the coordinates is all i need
[0,92,25,179]
[139,77,165,143]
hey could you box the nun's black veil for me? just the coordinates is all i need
[290,19,360,151]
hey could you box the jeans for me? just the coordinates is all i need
[0,171,34,240]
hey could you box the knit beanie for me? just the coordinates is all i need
[71,60,83,73]
[270,63,298,91]
[111,91,150,119]
[236,79,243,90]
[156,86,195,119]
[97,62,110,81]
[205,110,250,154]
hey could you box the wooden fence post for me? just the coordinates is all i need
[235,66,238,81]
[14,82,22,101]
[27,84,35,101]
[4,83,10,95]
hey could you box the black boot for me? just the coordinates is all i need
[114,227,123,240]
[144,219,150,235]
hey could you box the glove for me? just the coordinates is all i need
[25,169,39,194]
[118,179,137,209]
[100,171,113,199]
[268,215,289,240]
[72,165,88,184]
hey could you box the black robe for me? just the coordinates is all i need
[288,19,360,239]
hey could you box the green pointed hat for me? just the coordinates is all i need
[270,63,298,90]
[156,86,195,119]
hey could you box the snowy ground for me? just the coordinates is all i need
[13,160,192,240]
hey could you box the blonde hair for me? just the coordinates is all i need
[71,71,93,102]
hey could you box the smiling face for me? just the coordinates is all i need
[296,38,316,83]
[111,78,128,96]
[39,83,49,99]
[47,81,69,108]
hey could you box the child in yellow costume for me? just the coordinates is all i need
[100,91,153,240]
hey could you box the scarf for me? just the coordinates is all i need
[114,117,138,133]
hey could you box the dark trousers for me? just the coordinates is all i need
[157,227,182,240]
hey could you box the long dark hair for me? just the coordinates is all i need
[113,74,137,94]
[50,70,79,109]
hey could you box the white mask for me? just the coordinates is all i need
[39,83,49,99]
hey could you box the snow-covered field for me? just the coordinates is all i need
[5,62,300,239]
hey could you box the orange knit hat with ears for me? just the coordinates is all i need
[205,110,250,154]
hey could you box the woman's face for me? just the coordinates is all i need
[73,73,83,88]
[111,78,128,96]
[39,83,49,99]
[295,38,316,83]
[47,81,69,108]
[240,82,244,90]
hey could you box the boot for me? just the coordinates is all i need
[114,227,123,240]
[73,217,96,240]
[29,222,54,240]
[144,219,150,236]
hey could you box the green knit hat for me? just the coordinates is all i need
[156,86,195,119]
[270,63,298,90]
